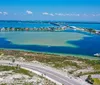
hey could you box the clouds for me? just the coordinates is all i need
[42,12,100,17]
[3,12,8,15]
[42,12,54,16]
[26,10,33,15]
[42,12,81,17]
[0,12,2,14]
[0,10,100,19]
[0,10,33,16]
[0,11,8,15]
[42,12,49,15]
[49,13,54,16]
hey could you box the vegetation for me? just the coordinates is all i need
[82,71,100,76]
[1,49,100,78]
[68,70,78,74]
[0,26,65,32]
[84,59,100,70]
[0,49,100,69]
[77,72,82,77]
[1,84,7,85]
[23,82,33,85]
[0,49,83,68]
[0,65,56,85]
[93,78,100,85]
[85,28,96,33]
[0,65,33,77]
[85,75,94,84]
[93,65,100,70]
[0,65,15,71]
[12,58,15,63]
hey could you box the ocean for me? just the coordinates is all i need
[0,21,100,59]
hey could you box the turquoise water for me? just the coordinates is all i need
[0,32,89,47]
[0,21,100,59]
[0,21,53,28]
[68,23,100,30]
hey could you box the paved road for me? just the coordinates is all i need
[0,60,89,85]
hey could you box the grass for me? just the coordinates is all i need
[93,65,100,70]
[52,60,81,68]
[93,78,100,85]
[0,65,34,77]
[76,71,100,78]
[14,68,33,77]
[0,65,15,71]
[23,82,33,85]
[0,84,7,85]
[1,49,100,74]
[1,49,100,85]
[0,49,82,68]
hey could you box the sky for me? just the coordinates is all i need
[0,0,100,21]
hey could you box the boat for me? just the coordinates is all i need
[94,53,100,57]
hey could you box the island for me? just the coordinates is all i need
[0,21,100,35]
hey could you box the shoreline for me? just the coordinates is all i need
[0,48,99,60]
[1,48,100,85]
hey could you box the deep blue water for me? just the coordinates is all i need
[0,21,100,58]
[0,21,100,30]
[0,21,53,28]
[0,31,100,57]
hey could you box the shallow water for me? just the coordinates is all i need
[0,31,100,58]
[0,21,100,59]
[0,32,89,47]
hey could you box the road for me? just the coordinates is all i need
[0,60,90,85]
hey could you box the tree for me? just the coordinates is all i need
[12,58,15,63]
[88,75,92,80]
[9,27,13,31]
[86,75,94,84]
[16,64,20,70]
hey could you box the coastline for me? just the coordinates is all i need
[1,48,100,85]
[0,29,100,59]
[0,48,99,60]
